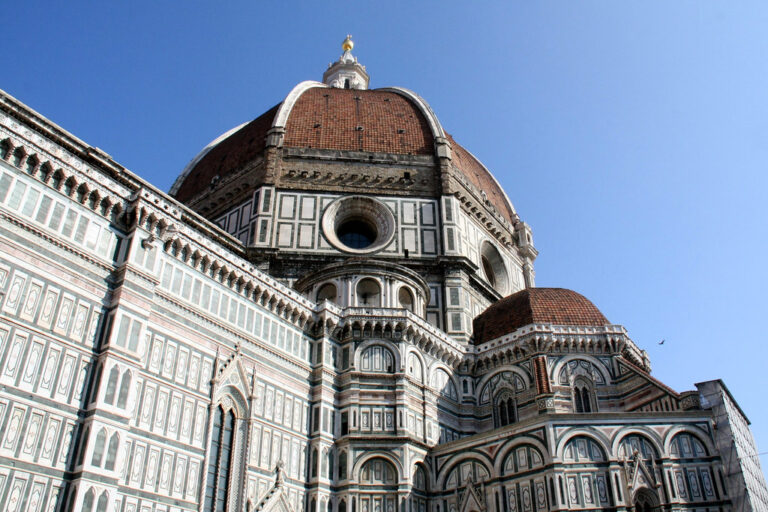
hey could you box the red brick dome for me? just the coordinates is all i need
[170,83,517,224]
[473,288,610,344]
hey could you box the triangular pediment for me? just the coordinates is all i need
[255,486,292,512]
[628,457,656,492]
[459,480,486,512]
[213,350,251,395]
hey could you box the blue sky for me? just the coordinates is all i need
[3,1,768,467]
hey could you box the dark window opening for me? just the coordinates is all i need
[495,395,517,427]
[341,412,349,435]
[481,255,496,287]
[574,384,593,413]
[337,219,377,249]
[204,406,235,512]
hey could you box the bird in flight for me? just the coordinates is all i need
[658,339,665,345]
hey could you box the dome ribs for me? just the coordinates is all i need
[448,135,517,225]
[173,104,280,202]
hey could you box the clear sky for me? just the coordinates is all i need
[3,0,767,470]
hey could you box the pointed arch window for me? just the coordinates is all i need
[105,433,119,471]
[339,450,348,480]
[204,405,236,512]
[494,391,517,428]
[573,378,595,413]
[91,428,107,466]
[104,367,119,405]
[96,492,108,512]
[82,488,95,512]
[311,448,318,478]
[117,370,131,409]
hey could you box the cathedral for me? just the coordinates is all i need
[0,36,766,512]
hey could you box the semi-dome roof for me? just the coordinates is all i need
[472,288,610,344]
[170,48,519,225]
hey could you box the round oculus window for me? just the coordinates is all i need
[337,218,377,249]
[322,196,396,254]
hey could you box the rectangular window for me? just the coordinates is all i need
[74,216,89,243]
[48,202,65,231]
[341,412,349,435]
[171,268,183,294]
[161,262,173,289]
[21,188,40,217]
[261,189,272,212]
[210,289,220,314]
[115,316,130,347]
[35,195,53,224]
[0,173,13,202]
[451,313,462,331]
[220,295,229,319]
[191,279,202,304]
[97,229,113,258]
[449,288,460,306]
[342,347,350,369]
[181,274,192,300]
[312,407,320,433]
[61,210,78,237]
[201,284,211,309]
[128,320,142,351]
[7,181,27,210]
[253,313,261,337]
[84,222,100,249]
[228,299,237,324]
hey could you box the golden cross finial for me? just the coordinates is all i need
[342,35,354,52]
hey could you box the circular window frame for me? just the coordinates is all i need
[322,196,396,255]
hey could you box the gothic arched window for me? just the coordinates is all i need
[82,488,95,512]
[410,464,429,512]
[360,345,394,373]
[358,458,399,512]
[104,367,119,405]
[311,448,318,478]
[96,492,108,512]
[91,428,107,467]
[573,378,595,413]
[117,370,131,409]
[494,391,517,427]
[204,405,236,512]
[105,433,119,471]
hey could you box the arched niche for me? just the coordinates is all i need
[480,241,509,294]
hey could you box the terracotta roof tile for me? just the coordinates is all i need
[283,88,433,154]
[448,135,516,224]
[173,104,280,202]
[473,288,610,344]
